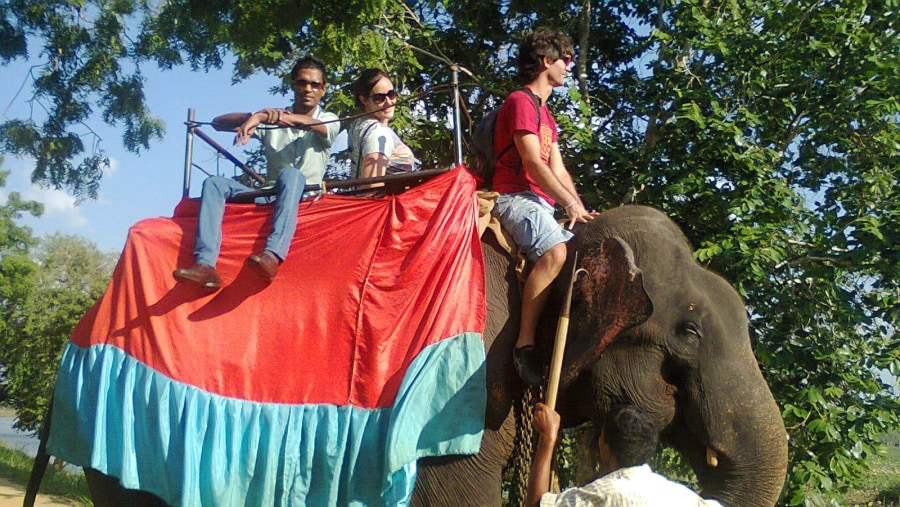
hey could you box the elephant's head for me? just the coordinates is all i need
[550,205,788,507]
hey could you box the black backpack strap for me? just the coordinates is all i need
[496,88,543,173]
[519,86,542,130]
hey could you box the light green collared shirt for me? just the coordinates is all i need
[254,105,340,187]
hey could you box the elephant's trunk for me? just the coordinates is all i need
[698,422,788,507]
[668,268,790,507]
[687,359,789,507]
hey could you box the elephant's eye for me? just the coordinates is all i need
[683,321,702,338]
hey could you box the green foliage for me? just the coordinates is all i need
[0,164,42,410]
[0,234,116,433]
[0,1,158,202]
[2,1,899,504]
[632,2,900,504]
[0,169,42,250]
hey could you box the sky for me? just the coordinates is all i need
[1,56,305,254]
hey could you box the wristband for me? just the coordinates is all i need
[563,200,578,209]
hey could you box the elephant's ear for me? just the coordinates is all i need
[561,237,652,387]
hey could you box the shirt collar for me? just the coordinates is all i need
[606,463,652,480]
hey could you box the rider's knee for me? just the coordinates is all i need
[541,242,568,270]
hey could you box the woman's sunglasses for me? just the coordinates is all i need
[370,90,397,104]
[557,54,573,66]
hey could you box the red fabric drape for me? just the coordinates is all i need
[71,166,486,408]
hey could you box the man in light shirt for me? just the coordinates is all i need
[527,403,726,506]
[173,56,340,289]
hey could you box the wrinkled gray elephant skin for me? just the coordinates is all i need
[412,205,788,507]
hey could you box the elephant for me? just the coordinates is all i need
[28,204,787,507]
[411,204,788,507]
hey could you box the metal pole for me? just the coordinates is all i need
[183,108,195,198]
[451,65,463,167]
[225,166,454,203]
[191,128,266,185]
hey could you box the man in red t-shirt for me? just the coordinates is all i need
[491,28,597,386]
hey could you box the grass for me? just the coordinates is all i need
[0,444,91,506]
[845,441,900,507]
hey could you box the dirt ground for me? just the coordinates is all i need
[0,477,78,507]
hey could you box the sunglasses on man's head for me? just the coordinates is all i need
[292,79,324,90]
[370,90,397,104]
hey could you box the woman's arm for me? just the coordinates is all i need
[357,153,390,191]
[359,153,390,179]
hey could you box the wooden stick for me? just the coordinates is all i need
[545,252,580,410]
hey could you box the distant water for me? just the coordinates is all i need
[0,411,80,477]
[0,412,40,457]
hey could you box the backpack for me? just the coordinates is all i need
[469,88,542,189]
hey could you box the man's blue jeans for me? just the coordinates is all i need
[193,168,306,267]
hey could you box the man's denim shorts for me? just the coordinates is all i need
[493,191,573,262]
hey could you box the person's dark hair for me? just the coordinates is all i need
[291,56,328,83]
[352,68,390,107]
[602,405,659,467]
[516,27,574,83]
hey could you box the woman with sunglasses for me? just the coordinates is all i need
[349,69,417,183]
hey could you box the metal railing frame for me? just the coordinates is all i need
[182,66,467,200]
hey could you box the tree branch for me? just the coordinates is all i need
[576,0,590,98]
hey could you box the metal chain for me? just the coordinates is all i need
[508,383,542,506]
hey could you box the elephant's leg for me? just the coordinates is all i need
[84,468,170,507]
[411,415,517,507]
[410,216,525,505]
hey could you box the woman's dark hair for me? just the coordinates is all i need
[352,68,390,107]
[516,27,574,83]
[291,56,328,83]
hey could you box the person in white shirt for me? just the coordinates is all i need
[527,403,726,507]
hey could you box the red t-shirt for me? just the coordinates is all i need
[491,89,559,206]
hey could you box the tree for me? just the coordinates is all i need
[2,1,898,503]
[0,158,43,407]
[0,0,427,200]
[0,159,115,433]
[0,233,116,433]
[607,2,900,504]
